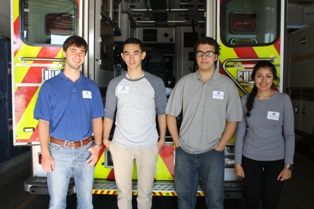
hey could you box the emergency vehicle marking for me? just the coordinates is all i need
[253,45,279,60]
[21,48,62,83]
[11,0,77,144]
[15,87,39,142]
[94,145,174,181]
[219,39,281,86]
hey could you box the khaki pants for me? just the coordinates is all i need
[110,142,158,209]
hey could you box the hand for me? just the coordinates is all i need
[173,141,180,148]
[277,168,292,181]
[103,139,111,150]
[157,138,165,151]
[234,164,245,178]
[41,152,55,172]
[87,145,100,165]
[214,143,225,152]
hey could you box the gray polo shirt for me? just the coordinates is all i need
[105,72,166,148]
[235,92,295,165]
[166,70,242,154]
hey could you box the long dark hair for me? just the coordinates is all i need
[245,61,279,117]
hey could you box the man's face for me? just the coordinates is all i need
[121,43,146,71]
[64,45,86,70]
[195,44,218,72]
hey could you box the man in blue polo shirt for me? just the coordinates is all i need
[34,35,104,209]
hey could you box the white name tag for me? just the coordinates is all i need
[267,111,280,121]
[82,90,92,99]
[118,86,129,94]
[212,90,224,100]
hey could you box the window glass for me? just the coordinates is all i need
[221,0,279,46]
[22,0,77,45]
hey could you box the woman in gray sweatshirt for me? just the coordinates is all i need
[234,61,295,209]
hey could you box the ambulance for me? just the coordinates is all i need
[11,0,286,198]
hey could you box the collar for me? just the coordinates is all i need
[59,70,83,83]
[194,69,221,81]
[125,71,145,81]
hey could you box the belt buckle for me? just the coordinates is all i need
[78,140,83,147]
[64,141,75,148]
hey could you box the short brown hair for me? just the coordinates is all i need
[63,35,88,53]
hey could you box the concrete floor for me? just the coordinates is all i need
[1,137,314,209]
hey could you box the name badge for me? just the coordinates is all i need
[267,111,280,121]
[118,86,129,94]
[82,90,92,99]
[212,90,224,100]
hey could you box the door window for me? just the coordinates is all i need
[21,0,77,45]
[221,0,280,46]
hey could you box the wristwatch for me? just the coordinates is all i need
[285,164,294,170]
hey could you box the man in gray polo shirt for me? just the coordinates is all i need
[166,37,242,209]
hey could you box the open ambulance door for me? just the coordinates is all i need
[216,0,285,197]
[11,0,83,194]
[11,0,82,146]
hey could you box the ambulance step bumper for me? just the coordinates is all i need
[24,178,243,198]
[24,177,75,195]
[92,180,243,198]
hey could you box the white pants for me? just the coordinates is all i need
[110,142,158,209]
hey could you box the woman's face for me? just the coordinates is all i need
[254,67,274,92]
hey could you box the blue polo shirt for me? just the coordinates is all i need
[34,71,104,141]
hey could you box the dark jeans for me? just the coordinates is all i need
[242,156,284,209]
[174,147,224,209]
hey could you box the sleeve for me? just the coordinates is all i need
[91,83,104,118]
[104,79,118,120]
[165,78,183,117]
[234,96,247,164]
[34,82,51,121]
[226,82,243,122]
[153,78,167,115]
[283,94,295,165]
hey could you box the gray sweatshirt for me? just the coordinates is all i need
[235,92,295,165]
[105,72,166,148]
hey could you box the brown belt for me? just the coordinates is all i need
[50,136,93,148]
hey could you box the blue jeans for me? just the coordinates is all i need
[175,147,224,209]
[47,141,94,209]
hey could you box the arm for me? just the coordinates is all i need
[283,94,295,165]
[165,79,183,148]
[215,121,237,151]
[38,119,54,172]
[224,85,245,177]
[102,79,118,148]
[166,114,180,147]
[277,94,295,181]
[234,98,247,178]
[150,76,167,150]
[103,117,114,148]
[234,119,246,178]
[157,114,166,150]
[234,117,247,178]
[87,117,103,165]
[93,118,103,145]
